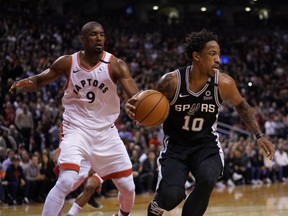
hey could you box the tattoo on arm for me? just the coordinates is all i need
[235,100,261,134]
[156,73,176,100]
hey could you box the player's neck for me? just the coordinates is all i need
[189,68,209,92]
[80,50,103,68]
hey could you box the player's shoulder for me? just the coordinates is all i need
[156,70,178,100]
[107,54,131,80]
[161,70,178,80]
[54,54,72,64]
[50,55,73,74]
[218,71,236,86]
[109,55,127,67]
[157,70,178,88]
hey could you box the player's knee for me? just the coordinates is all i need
[157,185,186,211]
[56,170,78,194]
[197,174,218,193]
[193,178,217,199]
[83,180,99,196]
[115,175,135,195]
[120,181,135,196]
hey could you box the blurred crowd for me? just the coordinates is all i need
[0,3,288,206]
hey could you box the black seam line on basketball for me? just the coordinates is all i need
[137,93,160,122]
[146,97,168,127]
[146,98,169,127]
[139,94,164,123]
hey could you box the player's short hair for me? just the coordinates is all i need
[184,29,218,59]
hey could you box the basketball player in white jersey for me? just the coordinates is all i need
[9,21,139,216]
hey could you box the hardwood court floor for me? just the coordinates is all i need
[1,182,287,216]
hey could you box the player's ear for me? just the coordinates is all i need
[192,52,200,61]
[80,34,84,42]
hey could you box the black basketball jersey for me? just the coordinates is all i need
[163,66,223,147]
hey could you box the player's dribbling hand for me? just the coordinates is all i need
[9,79,33,93]
[125,91,142,121]
[257,137,275,160]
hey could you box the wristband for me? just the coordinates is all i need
[255,133,265,139]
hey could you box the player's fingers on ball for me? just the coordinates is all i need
[128,111,135,118]
[134,90,143,97]
[126,103,136,111]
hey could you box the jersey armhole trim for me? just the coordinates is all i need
[63,55,72,90]
[170,70,180,105]
[214,71,222,107]
[108,55,117,83]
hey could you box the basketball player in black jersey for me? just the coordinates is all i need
[126,29,275,216]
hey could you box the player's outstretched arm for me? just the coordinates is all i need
[218,73,275,160]
[9,55,70,93]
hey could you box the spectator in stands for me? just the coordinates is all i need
[263,151,277,184]
[131,149,143,194]
[0,162,6,204]
[250,149,265,185]
[264,113,278,138]
[48,118,61,149]
[147,132,161,151]
[40,151,57,197]
[139,150,158,193]
[19,149,31,172]
[274,145,288,182]
[2,101,15,126]
[0,128,17,151]
[4,155,28,205]
[9,124,24,149]
[24,154,45,203]
[15,104,34,151]
[2,149,15,171]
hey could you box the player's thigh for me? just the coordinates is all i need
[158,157,189,188]
[89,128,132,177]
[59,122,87,166]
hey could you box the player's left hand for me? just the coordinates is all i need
[257,137,275,160]
[125,91,142,120]
[9,79,34,93]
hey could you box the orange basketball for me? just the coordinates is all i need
[135,90,170,127]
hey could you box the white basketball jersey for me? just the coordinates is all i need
[62,51,120,130]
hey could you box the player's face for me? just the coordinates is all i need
[83,25,105,54]
[198,41,220,77]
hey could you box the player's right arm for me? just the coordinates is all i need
[9,55,71,93]
[156,71,177,101]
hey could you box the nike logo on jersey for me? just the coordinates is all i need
[73,69,81,73]
[179,93,189,98]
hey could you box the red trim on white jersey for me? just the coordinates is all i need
[63,55,72,90]
[76,51,106,72]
